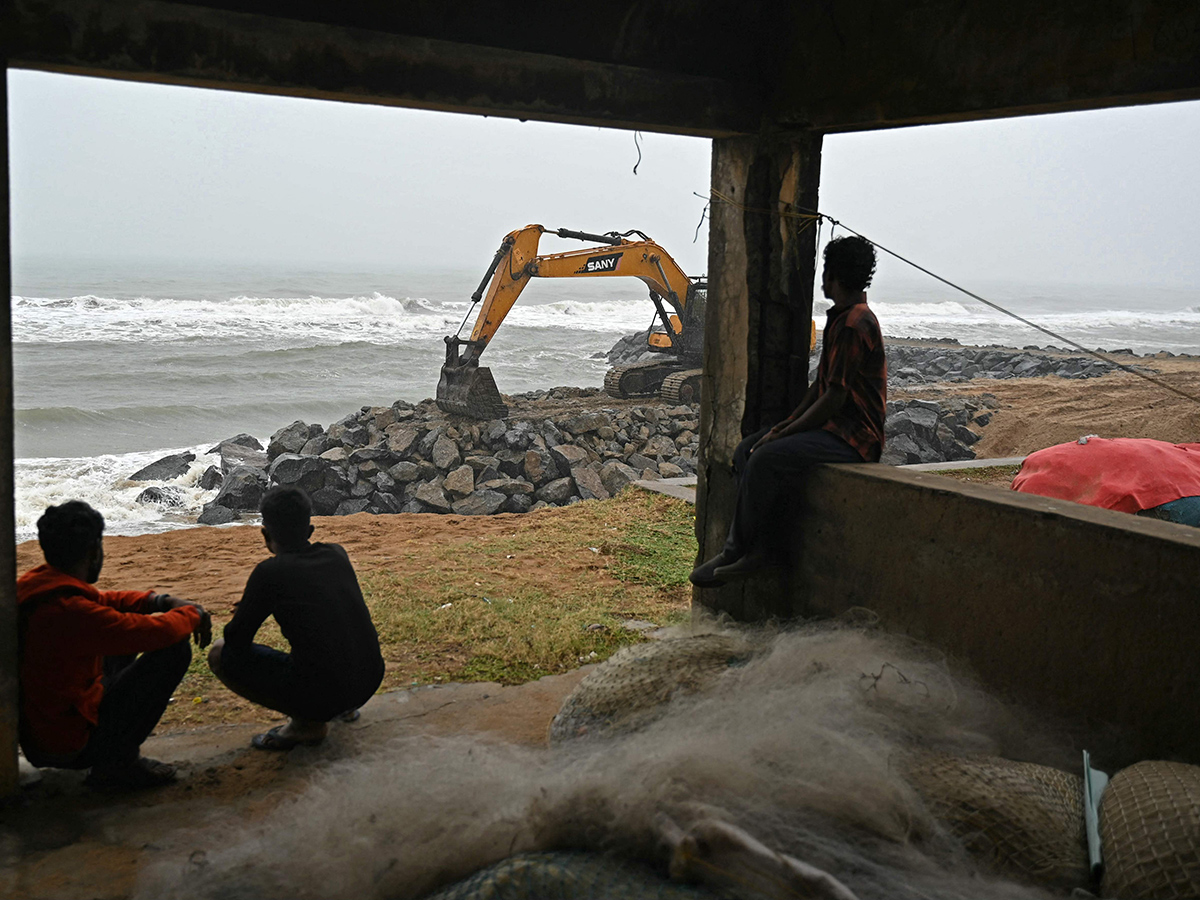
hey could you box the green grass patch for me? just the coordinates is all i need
[160,489,698,725]
[608,493,697,586]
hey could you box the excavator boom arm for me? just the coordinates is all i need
[467,225,692,349]
[438,224,700,418]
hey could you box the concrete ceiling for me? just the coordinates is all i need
[5,1,1200,134]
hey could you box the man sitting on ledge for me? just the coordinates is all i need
[18,500,211,790]
[208,485,384,750]
[691,235,887,586]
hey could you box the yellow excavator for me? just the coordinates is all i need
[437,224,708,418]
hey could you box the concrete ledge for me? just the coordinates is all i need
[634,476,697,504]
[902,456,1026,472]
[787,463,1200,766]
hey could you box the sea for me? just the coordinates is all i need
[12,257,1200,541]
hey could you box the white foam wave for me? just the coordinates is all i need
[12,293,657,345]
[867,300,1200,353]
[12,293,461,345]
[14,442,243,542]
[493,298,659,333]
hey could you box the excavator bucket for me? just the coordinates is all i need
[436,337,509,419]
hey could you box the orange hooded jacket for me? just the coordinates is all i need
[17,564,201,757]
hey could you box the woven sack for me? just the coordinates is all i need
[1101,760,1200,900]
[549,633,753,743]
[905,752,1088,890]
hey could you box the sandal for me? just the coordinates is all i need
[251,725,325,751]
[336,708,361,723]
[86,756,177,790]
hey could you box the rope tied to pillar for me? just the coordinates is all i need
[703,189,1200,410]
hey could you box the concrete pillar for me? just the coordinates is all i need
[694,130,822,621]
[0,68,18,796]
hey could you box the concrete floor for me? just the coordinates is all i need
[0,668,590,900]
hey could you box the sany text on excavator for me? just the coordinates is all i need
[437,224,707,419]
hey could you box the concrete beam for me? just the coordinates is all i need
[5,0,753,137]
[695,131,821,621]
[0,74,17,798]
[9,2,1199,136]
[793,464,1200,767]
[775,1,1200,131]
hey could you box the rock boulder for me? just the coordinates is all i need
[213,466,267,510]
[549,444,589,472]
[431,436,462,471]
[268,454,329,494]
[572,466,609,501]
[600,460,640,496]
[129,452,195,482]
[206,434,262,455]
[198,466,223,490]
[414,481,452,513]
[220,443,269,475]
[135,486,186,507]
[524,449,559,485]
[198,503,238,526]
[444,464,475,497]
[452,490,507,516]
[536,477,576,504]
[268,421,313,461]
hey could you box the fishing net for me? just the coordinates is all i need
[1101,760,1200,900]
[423,852,718,900]
[903,752,1088,890]
[135,626,1200,900]
[549,632,755,743]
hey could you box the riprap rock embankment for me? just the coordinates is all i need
[190,389,701,523]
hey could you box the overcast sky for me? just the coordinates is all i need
[7,68,1200,288]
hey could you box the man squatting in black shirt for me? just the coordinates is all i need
[207,485,385,750]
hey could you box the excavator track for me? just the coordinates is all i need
[658,368,704,405]
[604,360,683,399]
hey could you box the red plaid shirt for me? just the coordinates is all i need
[817,300,887,461]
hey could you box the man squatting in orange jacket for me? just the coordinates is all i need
[18,501,211,790]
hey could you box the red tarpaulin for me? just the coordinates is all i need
[1012,437,1200,512]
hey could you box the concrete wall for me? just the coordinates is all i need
[777,463,1200,767]
[0,76,16,797]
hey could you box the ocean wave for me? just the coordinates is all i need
[12,292,657,345]
[16,400,345,427]
[868,299,1200,353]
[12,292,462,344]
[14,442,236,542]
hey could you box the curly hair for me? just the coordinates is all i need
[823,236,877,293]
[261,485,313,548]
[38,500,105,570]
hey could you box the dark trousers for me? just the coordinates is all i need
[222,643,375,723]
[723,427,862,558]
[25,638,192,771]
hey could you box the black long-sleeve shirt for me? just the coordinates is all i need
[223,543,384,703]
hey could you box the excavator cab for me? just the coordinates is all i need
[645,280,706,359]
[646,314,683,351]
